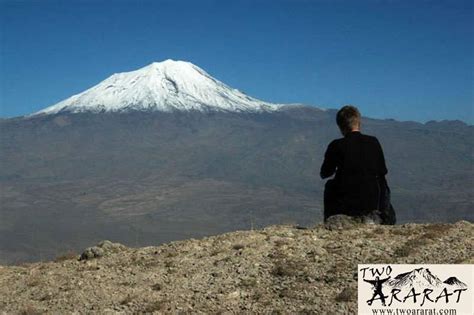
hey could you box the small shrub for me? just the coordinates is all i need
[120,294,134,305]
[210,248,223,256]
[151,283,162,291]
[372,227,385,236]
[278,287,298,298]
[393,246,411,258]
[144,260,161,268]
[232,243,245,250]
[252,289,263,301]
[240,277,257,287]
[274,239,289,247]
[271,262,298,277]
[165,250,178,258]
[26,274,42,287]
[39,293,53,301]
[335,287,356,302]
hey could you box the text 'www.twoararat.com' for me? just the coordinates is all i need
[357,264,473,315]
[371,308,457,315]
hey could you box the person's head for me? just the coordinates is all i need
[336,105,361,136]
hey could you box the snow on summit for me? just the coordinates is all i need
[34,60,281,115]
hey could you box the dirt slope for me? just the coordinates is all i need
[0,220,472,314]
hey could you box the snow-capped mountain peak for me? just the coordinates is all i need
[33,59,281,115]
[388,268,444,289]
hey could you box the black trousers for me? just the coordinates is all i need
[323,178,396,225]
[323,179,343,221]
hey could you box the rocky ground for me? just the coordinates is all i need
[0,217,472,314]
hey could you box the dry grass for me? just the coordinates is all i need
[424,223,452,233]
[78,262,100,272]
[143,300,167,313]
[143,259,161,268]
[394,237,430,257]
[54,251,78,262]
[19,305,42,315]
[213,255,231,266]
[323,261,350,283]
[390,228,411,236]
[423,224,453,239]
[392,225,452,258]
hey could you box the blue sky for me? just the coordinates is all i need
[0,0,472,123]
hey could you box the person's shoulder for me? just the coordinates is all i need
[328,137,344,147]
[325,138,344,153]
[361,133,380,143]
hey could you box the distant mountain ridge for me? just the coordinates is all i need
[33,60,283,115]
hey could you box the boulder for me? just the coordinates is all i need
[79,240,126,260]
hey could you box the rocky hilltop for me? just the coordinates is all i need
[0,219,472,314]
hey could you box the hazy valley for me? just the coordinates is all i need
[1,108,472,264]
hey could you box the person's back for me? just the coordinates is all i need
[320,105,394,224]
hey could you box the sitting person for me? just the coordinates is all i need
[320,105,395,224]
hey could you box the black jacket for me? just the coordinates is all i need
[320,131,388,216]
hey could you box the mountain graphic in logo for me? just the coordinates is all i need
[387,267,444,289]
[443,277,468,289]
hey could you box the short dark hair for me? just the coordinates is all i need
[336,105,361,134]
